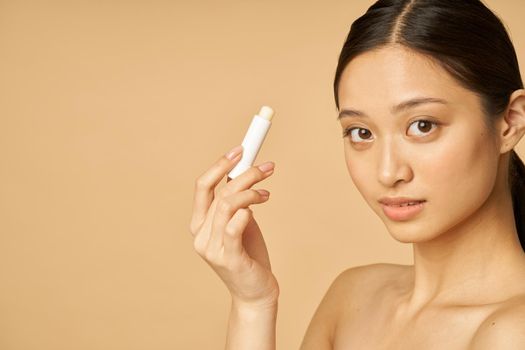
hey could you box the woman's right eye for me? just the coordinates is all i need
[343,127,373,143]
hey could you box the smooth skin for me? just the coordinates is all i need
[190,146,279,349]
[190,44,525,349]
[190,147,279,307]
[321,45,525,349]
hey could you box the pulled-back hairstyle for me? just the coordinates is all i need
[333,0,525,251]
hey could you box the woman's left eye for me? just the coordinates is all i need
[407,119,438,136]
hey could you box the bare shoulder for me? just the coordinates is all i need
[324,262,411,298]
[339,262,412,283]
[469,294,525,349]
[333,262,412,293]
[334,262,413,307]
[317,262,411,307]
[300,263,408,350]
[300,262,411,349]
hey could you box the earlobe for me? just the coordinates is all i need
[499,88,525,154]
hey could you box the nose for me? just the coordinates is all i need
[377,140,413,187]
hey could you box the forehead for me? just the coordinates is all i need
[338,46,477,111]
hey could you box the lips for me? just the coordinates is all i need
[378,197,426,206]
[387,201,425,207]
[379,198,427,221]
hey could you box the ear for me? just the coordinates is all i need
[499,89,525,154]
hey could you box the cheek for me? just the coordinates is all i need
[344,144,375,197]
[423,129,497,216]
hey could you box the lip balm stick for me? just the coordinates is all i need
[227,105,275,181]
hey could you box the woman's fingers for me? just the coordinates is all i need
[223,208,253,260]
[189,143,279,305]
[218,161,275,199]
[207,187,270,254]
[205,163,275,254]
[189,145,243,235]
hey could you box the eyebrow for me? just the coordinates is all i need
[337,97,449,121]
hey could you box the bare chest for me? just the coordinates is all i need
[332,298,498,350]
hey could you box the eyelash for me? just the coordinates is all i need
[342,119,440,142]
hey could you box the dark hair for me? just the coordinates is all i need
[333,0,525,251]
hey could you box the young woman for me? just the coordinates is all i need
[189,0,525,348]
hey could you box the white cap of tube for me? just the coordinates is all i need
[227,106,274,180]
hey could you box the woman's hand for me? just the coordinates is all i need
[189,145,279,307]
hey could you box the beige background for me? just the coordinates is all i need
[0,0,524,349]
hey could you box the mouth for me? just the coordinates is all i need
[382,200,426,207]
[379,200,427,221]
[378,197,427,206]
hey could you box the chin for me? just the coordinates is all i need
[383,221,438,244]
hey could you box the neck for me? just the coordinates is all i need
[406,170,525,311]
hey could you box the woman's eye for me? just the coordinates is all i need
[407,120,437,136]
[342,119,439,143]
[343,127,373,142]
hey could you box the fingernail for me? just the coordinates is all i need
[225,145,243,160]
[257,189,270,197]
[257,161,275,173]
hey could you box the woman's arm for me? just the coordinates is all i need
[225,298,278,350]
[189,148,280,349]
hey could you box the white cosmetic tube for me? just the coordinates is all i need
[227,106,275,180]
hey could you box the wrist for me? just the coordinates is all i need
[231,297,279,313]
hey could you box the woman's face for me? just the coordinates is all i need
[337,45,502,243]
